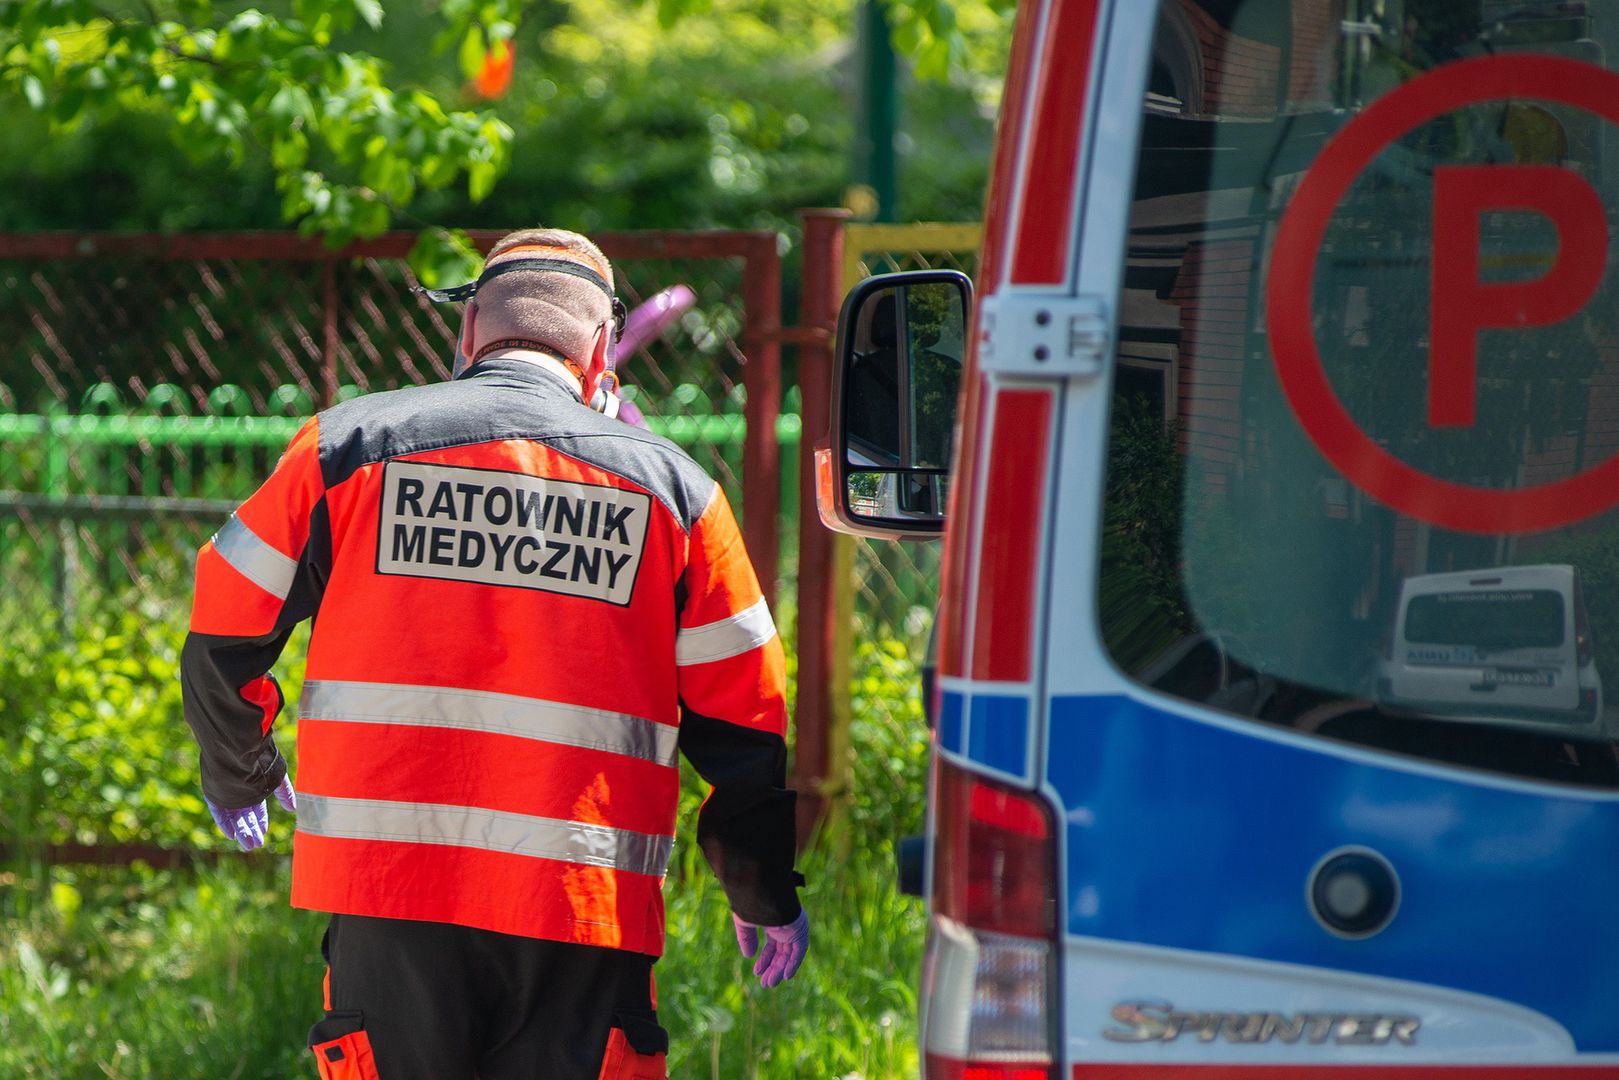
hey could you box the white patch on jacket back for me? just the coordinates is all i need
[376,461,650,605]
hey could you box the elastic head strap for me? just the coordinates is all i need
[413,256,626,340]
[415,257,612,303]
[493,243,613,282]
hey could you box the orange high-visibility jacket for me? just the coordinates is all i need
[182,358,800,956]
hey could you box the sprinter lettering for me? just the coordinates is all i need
[1102,1002,1419,1047]
[376,461,651,605]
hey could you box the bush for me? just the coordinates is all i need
[0,598,307,864]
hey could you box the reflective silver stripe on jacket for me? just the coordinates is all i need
[297,794,674,877]
[300,680,679,768]
[676,597,777,666]
[211,513,298,600]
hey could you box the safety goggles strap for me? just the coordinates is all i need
[413,257,626,340]
[414,257,613,303]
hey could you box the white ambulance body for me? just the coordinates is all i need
[820,0,1619,1076]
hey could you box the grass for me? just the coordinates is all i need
[0,618,933,1078]
[0,833,924,1079]
[0,862,325,1079]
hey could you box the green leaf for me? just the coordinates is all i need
[353,0,383,31]
[467,158,496,203]
[914,36,952,82]
[655,0,709,29]
[407,227,482,289]
[271,128,308,171]
[351,194,389,238]
[457,25,483,82]
[890,16,923,57]
[418,153,459,190]
[51,83,84,125]
[267,83,312,125]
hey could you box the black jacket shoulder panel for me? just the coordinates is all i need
[537,430,716,532]
[315,361,717,531]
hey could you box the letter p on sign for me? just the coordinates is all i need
[1429,164,1608,428]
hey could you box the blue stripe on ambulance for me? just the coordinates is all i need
[1046,693,1619,1052]
[939,689,1031,783]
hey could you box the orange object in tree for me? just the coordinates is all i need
[475,39,514,99]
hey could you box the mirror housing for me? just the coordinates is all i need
[818,269,972,541]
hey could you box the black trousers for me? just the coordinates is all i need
[309,914,668,1080]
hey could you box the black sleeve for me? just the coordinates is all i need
[181,498,330,809]
[678,709,804,926]
[181,629,295,808]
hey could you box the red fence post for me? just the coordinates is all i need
[739,234,782,614]
[321,260,339,409]
[793,208,852,848]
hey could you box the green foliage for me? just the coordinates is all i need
[406,225,483,289]
[661,828,923,1078]
[0,0,513,253]
[0,863,326,1079]
[845,633,930,844]
[881,0,1014,83]
[643,0,1012,85]
[0,0,1008,243]
[0,596,307,866]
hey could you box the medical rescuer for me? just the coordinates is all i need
[179,227,809,1080]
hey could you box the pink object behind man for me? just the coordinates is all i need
[612,284,698,364]
[605,284,697,429]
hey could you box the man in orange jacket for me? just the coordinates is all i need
[181,227,807,1080]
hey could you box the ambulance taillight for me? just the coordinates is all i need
[921,756,1057,1080]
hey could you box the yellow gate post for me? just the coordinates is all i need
[817,222,983,843]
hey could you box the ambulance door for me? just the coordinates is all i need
[1040,0,1619,1073]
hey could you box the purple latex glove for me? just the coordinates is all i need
[206,775,296,852]
[732,910,809,989]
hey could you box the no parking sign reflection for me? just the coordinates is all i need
[1266,54,1619,536]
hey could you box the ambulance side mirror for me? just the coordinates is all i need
[815,270,971,541]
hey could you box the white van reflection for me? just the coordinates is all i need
[1376,565,1607,739]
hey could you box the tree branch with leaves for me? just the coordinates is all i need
[1,0,520,274]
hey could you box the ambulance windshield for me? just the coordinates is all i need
[1102,0,1619,787]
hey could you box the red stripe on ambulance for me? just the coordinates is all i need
[937,375,985,680]
[970,388,1054,682]
[977,0,1048,290]
[1009,0,1100,286]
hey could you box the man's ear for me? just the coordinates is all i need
[581,320,610,404]
[456,302,479,374]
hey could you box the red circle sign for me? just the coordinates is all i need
[1266,54,1619,535]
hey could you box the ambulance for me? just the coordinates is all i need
[816,0,1619,1075]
